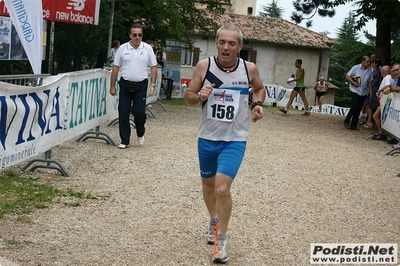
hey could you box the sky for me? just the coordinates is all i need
[255,0,376,43]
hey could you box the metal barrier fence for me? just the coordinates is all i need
[0,73,70,176]
[0,74,50,86]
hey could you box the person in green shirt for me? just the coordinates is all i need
[279,59,311,116]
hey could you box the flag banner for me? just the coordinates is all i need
[3,0,43,74]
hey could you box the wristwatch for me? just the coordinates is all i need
[250,101,263,110]
[151,84,156,86]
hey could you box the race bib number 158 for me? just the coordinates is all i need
[207,89,240,122]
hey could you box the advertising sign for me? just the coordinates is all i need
[0,0,101,25]
[165,39,182,98]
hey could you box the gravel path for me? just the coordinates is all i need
[0,104,399,266]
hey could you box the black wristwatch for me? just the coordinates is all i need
[250,101,263,110]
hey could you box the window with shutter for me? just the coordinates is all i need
[192,48,200,66]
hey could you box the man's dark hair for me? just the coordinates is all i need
[129,24,143,34]
[296,59,302,65]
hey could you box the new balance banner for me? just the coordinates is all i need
[0,0,101,25]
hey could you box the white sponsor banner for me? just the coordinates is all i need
[264,85,304,110]
[310,243,398,264]
[262,84,350,116]
[263,84,280,104]
[4,0,43,74]
[381,93,400,138]
[0,69,118,169]
[309,104,350,116]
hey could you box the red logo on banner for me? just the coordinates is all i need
[0,0,100,25]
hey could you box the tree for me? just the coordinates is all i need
[290,0,400,65]
[259,0,284,18]
[328,11,374,107]
[1,0,229,75]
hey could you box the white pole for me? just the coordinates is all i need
[106,0,115,67]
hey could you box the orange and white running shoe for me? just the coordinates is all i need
[205,220,217,244]
[212,224,229,263]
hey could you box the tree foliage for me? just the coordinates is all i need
[290,0,400,65]
[0,0,228,75]
[259,0,284,18]
[328,11,374,107]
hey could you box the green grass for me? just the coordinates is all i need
[0,170,92,218]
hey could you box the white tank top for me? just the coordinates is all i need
[199,57,251,141]
[317,81,327,92]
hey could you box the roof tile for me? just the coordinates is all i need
[207,13,334,49]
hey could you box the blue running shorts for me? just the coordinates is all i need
[198,138,246,179]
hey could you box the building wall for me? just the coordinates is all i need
[228,0,257,15]
[196,0,257,15]
[181,35,333,105]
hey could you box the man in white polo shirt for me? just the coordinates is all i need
[344,56,372,130]
[110,24,158,149]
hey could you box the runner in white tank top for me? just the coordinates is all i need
[184,24,266,263]
[313,77,328,112]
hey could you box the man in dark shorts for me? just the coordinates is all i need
[278,59,311,116]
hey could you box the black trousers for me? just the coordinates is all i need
[117,79,147,145]
[345,92,366,128]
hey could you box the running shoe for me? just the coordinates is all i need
[205,220,217,245]
[301,112,310,116]
[212,226,229,263]
[363,122,373,128]
[118,144,129,149]
[138,136,145,146]
[278,108,287,114]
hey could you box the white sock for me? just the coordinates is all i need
[217,231,227,239]
[210,215,218,224]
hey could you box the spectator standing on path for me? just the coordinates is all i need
[156,51,166,76]
[278,59,311,116]
[343,56,373,130]
[109,24,158,149]
[372,65,395,140]
[313,76,328,112]
[384,62,400,94]
[363,58,382,129]
[109,40,120,67]
[359,54,378,123]
[184,24,265,263]
[145,40,156,54]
